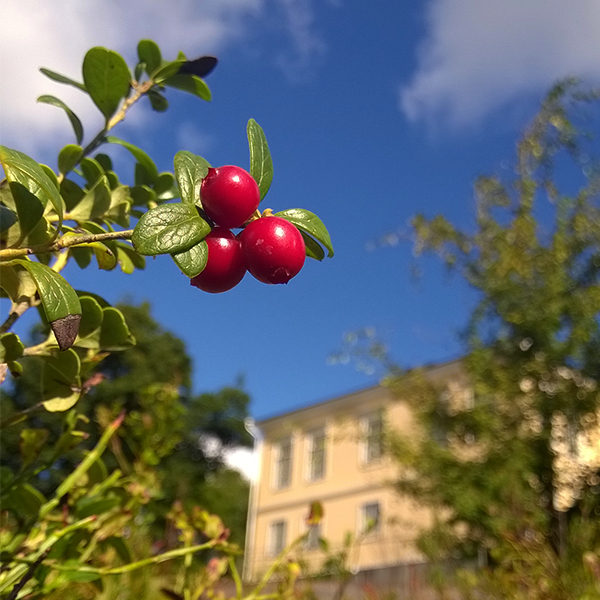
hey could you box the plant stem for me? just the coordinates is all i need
[229,556,243,599]
[0,230,134,261]
[0,299,37,334]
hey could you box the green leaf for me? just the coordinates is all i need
[0,205,17,234]
[147,89,169,112]
[95,153,113,171]
[80,157,105,187]
[58,144,83,175]
[152,59,187,84]
[138,39,162,76]
[105,136,159,184]
[70,246,93,269]
[163,74,211,101]
[60,564,100,583]
[82,47,131,120]
[173,151,210,205]
[42,348,81,411]
[78,296,104,338]
[247,119,273,201]
[130,184,156,207]
[60,178,85,211]
[39,67,86,92]
[105,537,133,564]
[3,484,45,519]
[0,333,24,363]
[0,265,37,301]
[69,176,111,221]
[0,145,64,232]
[75,495,121,519]
[99,307,136,351]
[275,208,334,258]
[20,428,49,466]
[172,239,208,278]
[116,242,145,274]
[37,95,84,145]
[132,202,210,255]
[300,230,325,261]
[14,260,81,350]
[155,172,177,198]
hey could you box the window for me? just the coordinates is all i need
[307,429,326,481]
[274,436,292,489]
[361,411,384,464]
[360,502,381,535]
[269,520,287,556]
[305,522,321,550]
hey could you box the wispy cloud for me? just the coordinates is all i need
[0,0,328,156]
[400,0,600,128]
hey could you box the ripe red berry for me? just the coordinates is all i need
[190,228,246,293]
[240,216,306,284]
[200,166,260,229]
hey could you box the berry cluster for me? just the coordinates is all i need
[191,165,306,293]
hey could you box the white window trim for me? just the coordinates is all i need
[305,427,327,483]
[358,501,381,537]
[359,409,384,466]
[272,436,293,490]
[301,516,323,551]
[269,519,288,556]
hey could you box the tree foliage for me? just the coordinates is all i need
[387,81,600,599]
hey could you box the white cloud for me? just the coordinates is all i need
[400,0,600,128]
[0,0,326,157]
[223,446,259,481]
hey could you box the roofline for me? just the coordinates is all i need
[256,356,463,427]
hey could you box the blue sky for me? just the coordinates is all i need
[2,0,600,423]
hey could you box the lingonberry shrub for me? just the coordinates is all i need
[240,216,306,284]
[190,227,246,293]
[200,165,260,228]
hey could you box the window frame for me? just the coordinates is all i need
[273,435,293,490]
[306,427,327,482]
[269,519,288,556]
[360,410,384,465]
[359,501,381,536]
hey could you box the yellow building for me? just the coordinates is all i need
[243,359,465,583]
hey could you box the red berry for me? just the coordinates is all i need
[190,228,246,293]
[240,216,306,284]
[200,166,260,229]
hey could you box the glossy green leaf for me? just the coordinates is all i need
[138,39,162,76]
[15,259,81,350]
[40,165,60,193]
[247,119,273,201]
[147,89,169,112]
[60,563,101,583]
[300,230,325,261]
[132,202,210,255]
[70,246,93,269]
[42,349,81,411]
[134,61,145,81]
[174,151,210,205]
[0,205,17,233]
[0,333,24,363]
[105,136,159,183]
[39,67,86,92]
[130,184,156,206]
[0,145,63,231]
[60,178,85,211]
[172,239,208,278]
[20,428,49,466]
[116,242,145,274]
[94,153,113,171]
[99,307,136,351]
[69,176,111,221]
[78,296,104,338]
[82,47,131,120]
[58,144,83,175]
[80,157,105,187]
[154,172,176,196]
[152,59,186,84]
[275,208,334,257]
[0,265,37,301]
[134,163,154,187]
[163,74,211,101]
[37,95,84,145]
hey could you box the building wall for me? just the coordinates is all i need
[243,371,460,581]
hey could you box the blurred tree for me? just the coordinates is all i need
[0,302,252,542]
[386,81,600,599]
